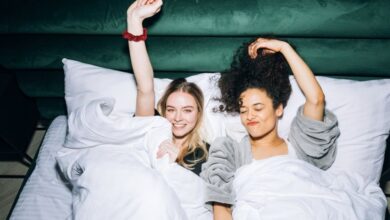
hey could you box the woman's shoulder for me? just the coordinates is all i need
[212,136,241,146]
[209,136,241,154]
[208,136,251,166]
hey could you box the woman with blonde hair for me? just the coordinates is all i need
[127,0,208,174]
[60,1,211,219]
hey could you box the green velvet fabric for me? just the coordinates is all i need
[2,0,390,37]
[15,70,65,97]
[15,70,387,98]
[1,0,390,120]
[1,35,390,76]
[14,70,195,97]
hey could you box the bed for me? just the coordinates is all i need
[2,0,390,219]
[9,116,73,219]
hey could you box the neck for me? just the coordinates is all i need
[173,136,188,149]
[249,128,283,149]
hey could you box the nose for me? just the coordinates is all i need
[246,108,256,121]
[174,111,182,122]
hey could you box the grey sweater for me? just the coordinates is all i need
[200,106,340,206]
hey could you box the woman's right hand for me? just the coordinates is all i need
[248,38,290,59]
[127,0,163,24]
[157,140,180,163]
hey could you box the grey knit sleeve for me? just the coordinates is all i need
[288,105,340,170]
[200,137,238,206]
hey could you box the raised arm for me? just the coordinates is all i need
[249,38,325,121]
[127,0,163,116]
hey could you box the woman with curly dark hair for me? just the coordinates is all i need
[201,38,340,219]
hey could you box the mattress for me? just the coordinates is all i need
[9,116,72,220]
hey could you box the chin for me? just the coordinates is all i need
[248,128,274,140]
[173,130,190,139]
[248,132,262,138]
[246,128,260,137]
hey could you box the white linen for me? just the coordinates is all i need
[161,163,213,220]
[10,116,73,220]
[56,98,211,220]
[63,58,390,183]
[232,156,387,220]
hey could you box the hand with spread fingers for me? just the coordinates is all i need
[127,0,163,23]
[248,38,290,59]
[157,139,181,163]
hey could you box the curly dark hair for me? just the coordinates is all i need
[217,39,292,113]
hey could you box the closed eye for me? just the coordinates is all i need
[182,106,195,113]
[239,108,247,114]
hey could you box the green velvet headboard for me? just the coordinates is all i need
[1,0,390,120]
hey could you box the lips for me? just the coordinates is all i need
[247,121,258,126]
[173,124,186,128]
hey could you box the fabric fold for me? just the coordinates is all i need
[56,97,211,220]
[289,106,340,170]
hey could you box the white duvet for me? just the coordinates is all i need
[56,98,212,220]
[56,98,386,220]
[232,156,387,220]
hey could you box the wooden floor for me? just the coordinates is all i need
[0,130,46,220]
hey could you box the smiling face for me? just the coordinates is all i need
[164,91,199,140]
[239,88,283,140]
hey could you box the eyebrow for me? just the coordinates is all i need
[166,105,195,109]
[253,103,264,107]
[240,103,264,108]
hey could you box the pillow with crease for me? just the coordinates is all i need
[63,58,218,142]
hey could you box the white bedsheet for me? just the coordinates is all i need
[10,116,73,220]
[56,98,212,220]
[232,156,387,220]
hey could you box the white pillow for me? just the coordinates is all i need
[281,77,390,183]
[63,58,217,142]
[63,58,172,117]
[63,58,390,183]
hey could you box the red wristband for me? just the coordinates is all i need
[122,28,147,42]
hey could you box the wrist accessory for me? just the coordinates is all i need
[122,28,147,42]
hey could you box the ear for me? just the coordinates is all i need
[275,104,284,117]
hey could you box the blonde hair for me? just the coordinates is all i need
[157,78,207,168]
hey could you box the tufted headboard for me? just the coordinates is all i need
[1,0,390,120]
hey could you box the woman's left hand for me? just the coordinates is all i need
[248,38,290,59]
[157,140,180,163]
[127,0,163,24]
